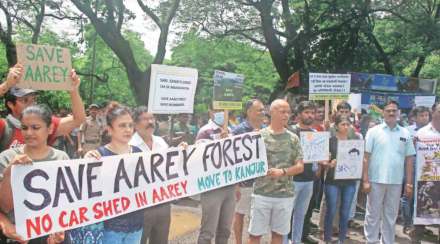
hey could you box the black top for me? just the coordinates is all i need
[325,136,359,186]
[288,125,317,182]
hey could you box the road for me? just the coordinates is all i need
[168,200,439,244]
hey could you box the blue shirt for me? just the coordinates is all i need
[365,123,416,184]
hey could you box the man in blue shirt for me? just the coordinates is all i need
[362,100,416,244]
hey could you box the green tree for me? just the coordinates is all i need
[170,32,277,112]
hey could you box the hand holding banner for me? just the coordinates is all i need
[11,132,267,240]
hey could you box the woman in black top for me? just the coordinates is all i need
[323,115,360,244]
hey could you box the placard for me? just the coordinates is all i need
[148,64,198,114]
[309,73,351,100]
[300,131,330,162]
[16,43,72,90]
[213,70,244,110]
[414,137,440,225]
[334,140,364,179]
[415,96,436,108]
[12,132,267,240]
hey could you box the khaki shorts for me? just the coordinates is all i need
[236,187,253,215]
[248,194,294,236]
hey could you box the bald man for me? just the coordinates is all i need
[248,99,304,244]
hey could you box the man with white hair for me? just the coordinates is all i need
[248,99,304,244]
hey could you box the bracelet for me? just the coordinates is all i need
[282,168,287,176]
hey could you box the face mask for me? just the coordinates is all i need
[213,112,225,126]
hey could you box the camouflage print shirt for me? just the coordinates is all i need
[254,127,303,198]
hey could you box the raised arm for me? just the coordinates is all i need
[56,69,86,136]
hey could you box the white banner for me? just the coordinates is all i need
[12,132,267,240]
[148,64,198,114]
[414,137,440,225]
[414,96,436,108]
[300,132,330,163]
[309,73,351,100]
[334,140,364,180]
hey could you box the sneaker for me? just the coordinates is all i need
[302,235,320,244]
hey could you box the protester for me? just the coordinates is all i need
[77,104,103,157]
[231,98,265,244]
[0,65,86,151]
[363,100,415,244]
[196,105,233,244]
[406,106,430,138]
[323,114,361,244]
[0,105,67,244]
[286,101,320,244]
[400,106,431,235]
[248,99,304,244]
[129,106,171,244]
[330,102,356,138]
[171,113,195,146]
[412,103,440,243]
[71,103,144,244]
[312,102,325,132]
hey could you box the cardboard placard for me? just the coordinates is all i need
[16,43,72,90]
[148,64,198,114]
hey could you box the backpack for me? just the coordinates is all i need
[0,118,15,151]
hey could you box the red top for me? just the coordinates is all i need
[0,116,61,149]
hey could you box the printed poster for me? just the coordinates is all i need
[414,137,440,225]
[213,70,244,110]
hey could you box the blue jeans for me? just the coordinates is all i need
[283,181,314,244]
[324,183,356,242]
[102,229,142,244]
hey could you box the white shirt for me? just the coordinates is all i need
[416,123,440,138]
[129,132,168,152]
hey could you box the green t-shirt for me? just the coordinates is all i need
[254,127,303,198]
[0,146,69,223]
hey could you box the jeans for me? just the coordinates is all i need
[401,158,416,227]
[283,181,314,244]
[102,229,142,244]
[349,180,360,220]
[324,183,356,242]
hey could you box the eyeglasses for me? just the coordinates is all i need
[17,95,37,105]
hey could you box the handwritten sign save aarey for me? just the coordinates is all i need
[16,43,72,91]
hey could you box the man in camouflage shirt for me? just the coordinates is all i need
[248,99,304,244]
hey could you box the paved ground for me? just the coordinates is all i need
[168,199,439,244]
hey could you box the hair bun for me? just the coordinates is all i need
[106,101,121,113]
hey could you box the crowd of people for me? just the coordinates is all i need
[0,63,439,244]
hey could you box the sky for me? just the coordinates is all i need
[0,1,177,58]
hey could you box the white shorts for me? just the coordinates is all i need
[248,194,294,236]
[236,187,253,215]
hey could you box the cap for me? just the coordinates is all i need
[8,87,37,97]
[88,104,100,109]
